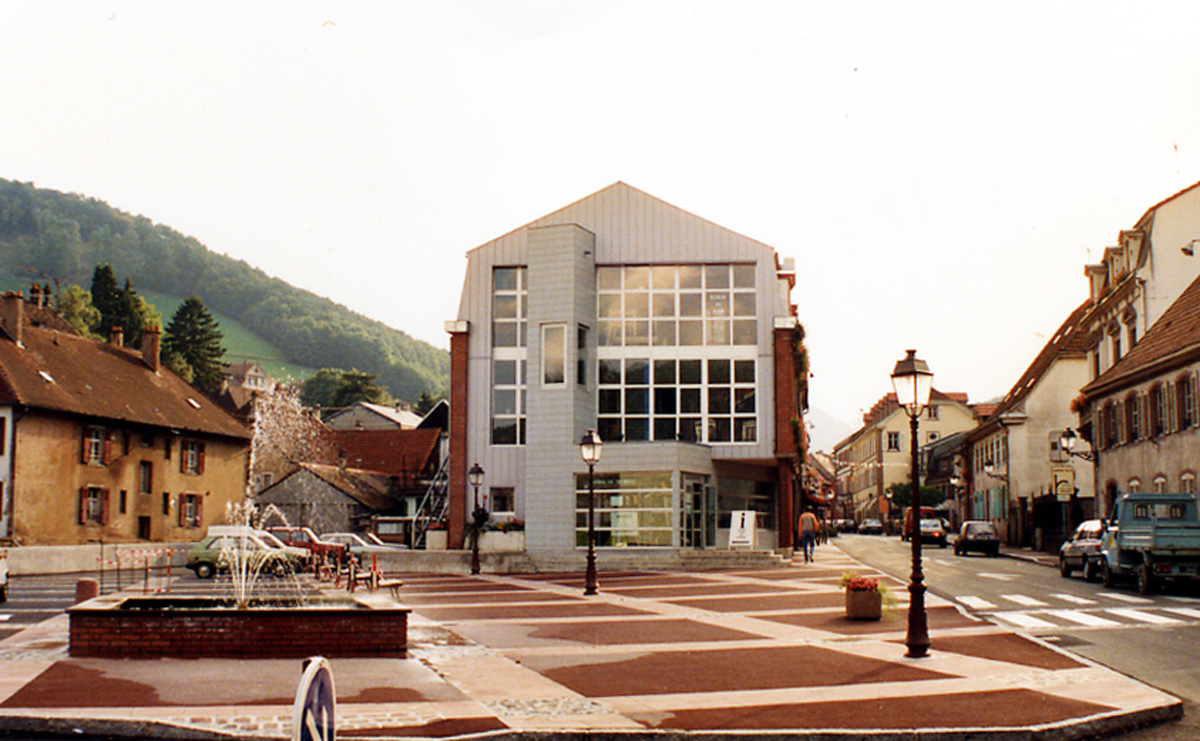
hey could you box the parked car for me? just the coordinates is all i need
[954,520,1000,557]
[1098,492,1200,594]
[185,533,305,579]
[265,526,347,563]
[919,518,947,547]
[901,507,936,541]
[0,548,8,602]
[858,518,884,535]
[834,519,857,533]
[1059,519,1106,580]
[322,532,400,561]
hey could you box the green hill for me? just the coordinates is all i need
[0,179,448,401]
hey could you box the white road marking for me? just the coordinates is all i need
[0,614,10,622]
[1101,592,1154,604]
[1163,607,1200,620]
[977,573,1017,581]
[1002,594,1049,607]
[993,611,1057,630]
[1051,593,1097,606]
[1046,609,1121,627]
[1106,608,1183,626]
[957,596,996,610]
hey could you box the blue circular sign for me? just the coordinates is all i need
[293,657,335,741]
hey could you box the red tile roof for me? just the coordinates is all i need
[0,322,249,440]
[328,428,440,484]
[296,463,395,511]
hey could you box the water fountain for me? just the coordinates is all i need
[67,385,409,658]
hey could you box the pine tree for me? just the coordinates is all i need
[163,296,226,394]
[90,264,121,335]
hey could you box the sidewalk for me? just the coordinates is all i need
[0,543,1182,740]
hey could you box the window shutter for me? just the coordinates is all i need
[197,443,206,475]
[178,494,186,527]
[100,489,111,525]
[81,427,91,464]
[78,487,88,524]
[180,444,187,474]
[196,494,205,527]
[102,431,113,466]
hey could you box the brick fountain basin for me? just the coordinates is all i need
[68,594,409,659]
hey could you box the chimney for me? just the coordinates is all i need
[141,326,161,372]
[29,284,40,306]
[41,283,50,308]
[109,325,124,347]
[0,291,23,347]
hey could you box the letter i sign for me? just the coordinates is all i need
[293,657,335,741]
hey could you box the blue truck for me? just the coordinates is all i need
[1099,492,1200,595]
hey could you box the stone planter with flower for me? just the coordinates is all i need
[840,571,895,621]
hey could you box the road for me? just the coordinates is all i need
[833,532,1200,740]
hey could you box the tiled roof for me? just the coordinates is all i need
[0,323,249,440]
[297,462,395,511]
[1082,272,1200,396]
[328,428,440,484]
[985,300,1091,421]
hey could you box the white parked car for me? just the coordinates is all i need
[322,532,400,560]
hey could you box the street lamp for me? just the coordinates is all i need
[891,349,933,659]
[468,462,485,575]
[579,429,603,596]
[1059,428,1096,462]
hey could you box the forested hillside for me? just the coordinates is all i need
[0,179,448,402]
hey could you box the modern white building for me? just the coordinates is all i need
[445,183,805,560]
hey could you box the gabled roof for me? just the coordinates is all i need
[0,323,249,440]
[1082,271,1200,398]
[982,300,1091,424]
[294,462,394,511]
[328,428,440,482]
[327,401,422,429]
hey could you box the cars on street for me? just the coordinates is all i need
[1059,519,1106,580]
[858,518,884,535]
[954,520,1000,557]
[322,532,401,561]
[901,506,936,541]
[918,518,947,547]
[185,533,306,579]
[265,526,347,564]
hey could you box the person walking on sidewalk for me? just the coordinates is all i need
[798,509,819,563]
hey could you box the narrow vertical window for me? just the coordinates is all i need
[542,324,566,386]
[577,326,588,386]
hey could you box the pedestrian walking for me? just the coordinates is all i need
[798,509,819,563]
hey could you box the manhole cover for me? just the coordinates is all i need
[1042,634,1090,648]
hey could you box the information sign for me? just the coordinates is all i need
[729,510,756,549]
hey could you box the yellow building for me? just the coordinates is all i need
[0,292,251,545]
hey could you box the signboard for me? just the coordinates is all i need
[1053,467,1076,502]
[728,510,756,549]
[293,657,335,741]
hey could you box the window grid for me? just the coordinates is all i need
[597,357,755,444]
[491,267,528,446]
[597,264,757,348]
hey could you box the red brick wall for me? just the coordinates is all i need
[448,328,469,549]
[69,603,409,659]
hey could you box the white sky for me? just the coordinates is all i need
[4,1,1200,451]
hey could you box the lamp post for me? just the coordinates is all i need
[579,429,603,596]
[891,349,933,659]
[468,462,485,575]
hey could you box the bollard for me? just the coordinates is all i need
[75,578,99,603]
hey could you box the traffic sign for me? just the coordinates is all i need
[293,656,335,741]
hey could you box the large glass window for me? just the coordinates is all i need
[492,267,528,446]
[542,324,566,385]
[575,471,673,547]
[597,264,757,347]
[597,356,756,444]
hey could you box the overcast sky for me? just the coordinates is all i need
[4,2,1200,450]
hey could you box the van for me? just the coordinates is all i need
[902,507,935,541]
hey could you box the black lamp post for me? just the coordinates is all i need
[468,462,485,575]
[891,349,933,659]
[579,429,603,595]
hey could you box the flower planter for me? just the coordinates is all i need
[425,530,447,550]
[845,589,883,620]
[481,530,524,552]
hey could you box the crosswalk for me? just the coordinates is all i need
[956,588,1200,633]
[0,573,88,642]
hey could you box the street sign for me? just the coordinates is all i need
[293,656,335,741]
[1053,467,1076,502]
[729,510,756,549]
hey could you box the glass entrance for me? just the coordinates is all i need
[681,474,714,548]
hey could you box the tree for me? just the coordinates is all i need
[300,368,392,411]
[164,296,226,394]
[414,389,439,416]
[884,482,946,511]
[90,264,121,334]
[114,279,160,348]
[54,284,102,339]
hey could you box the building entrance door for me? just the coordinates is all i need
[680,475,714,548]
